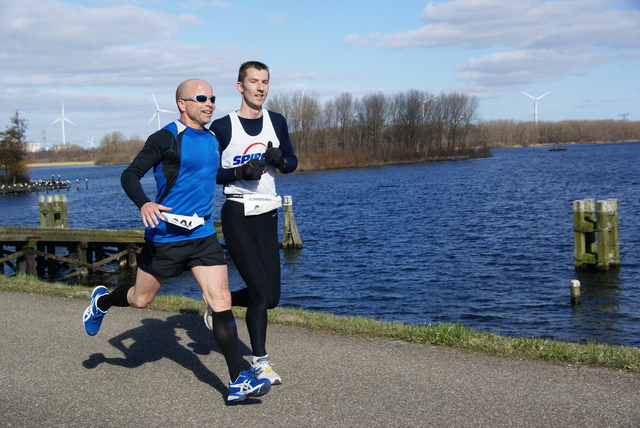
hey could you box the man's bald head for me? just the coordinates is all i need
[176,79,210,101]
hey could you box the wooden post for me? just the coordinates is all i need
[16,245,26,276]
[25,240,37,276]
[36,242,46,277]
[595,199,620,270]
[67,245,77,275]
[573,199,619,270]
[41,195,69,228]
[16,240,37,276]
[47,195,55,226]
[127,243,138,269]
[47,244,58,275]
[118,245,129,269]
[51,195,68,228]
[281,195,303,249]
[570,279,581,305]
[77,242,89,277]
[573,199,595,267]
[38,195,47,227]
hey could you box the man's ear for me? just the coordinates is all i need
[176,99,186,114]
[236,81,244,93]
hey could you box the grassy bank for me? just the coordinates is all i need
[1,275,638,373]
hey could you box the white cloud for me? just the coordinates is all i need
[344,32,381,47]
[456,48,613,88]
[365,0,640,89]
[399,0,640,50]
[0,0,261,143]
[0,0,242,91]
[179,0,232,9]
[0,1,193,51]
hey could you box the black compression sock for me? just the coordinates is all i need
[211,309,243,381]
[97,284,133,312]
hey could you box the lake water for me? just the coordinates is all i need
[2,142,639,347]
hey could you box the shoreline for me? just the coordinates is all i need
[25,141,637,170]
[28,161,95,168]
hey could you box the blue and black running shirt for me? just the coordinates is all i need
[121,120,219,242]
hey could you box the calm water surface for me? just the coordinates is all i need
[2,142,639,347]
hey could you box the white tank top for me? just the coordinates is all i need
[221,110,280,196]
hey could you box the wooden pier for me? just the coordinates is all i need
[2,194,302,280]
[0,226,145,279]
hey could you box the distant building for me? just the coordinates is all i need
[25,142,41,152]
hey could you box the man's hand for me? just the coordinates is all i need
[241,159,266,180]
[140,202,171,228]
[264,141,284,169]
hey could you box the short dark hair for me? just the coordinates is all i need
[238,61,269,82]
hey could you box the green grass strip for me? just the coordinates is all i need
[1,275,638,373]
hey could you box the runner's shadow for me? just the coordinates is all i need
[82,313,253,401]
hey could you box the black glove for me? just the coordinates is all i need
[235,159,266,180]
[264,141,285,169]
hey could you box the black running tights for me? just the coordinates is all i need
[221,200,281,357]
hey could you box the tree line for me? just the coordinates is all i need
[269,89,485,170]
[268,89,640,170]
[2,88,639,184]
[472,118,640,148]
[24,132,144,166]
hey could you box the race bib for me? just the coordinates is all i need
[161,212,205,230]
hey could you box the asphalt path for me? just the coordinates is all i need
[1,290,639,427]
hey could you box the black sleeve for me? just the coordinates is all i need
[210,117,237,185]
[120,130,172,209]
[269,111,298,174]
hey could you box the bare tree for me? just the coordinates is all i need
[392,90,423,153]
[356,92,387,155]
[300,91,321,152]
[333,92,355,153]
[442,92,479,150]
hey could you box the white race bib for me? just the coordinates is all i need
[161,212,205,230]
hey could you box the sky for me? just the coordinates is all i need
[1,0,638,148]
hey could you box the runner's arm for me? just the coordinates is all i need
[120,130,169,209]
[270,112,298,174]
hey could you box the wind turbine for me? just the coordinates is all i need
[412,94,436,120]
[87,136,95,148]
[520,91,551,124]
[148,92,173,130]
[50,101,77,146]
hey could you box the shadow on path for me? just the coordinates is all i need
[82,313,254,402]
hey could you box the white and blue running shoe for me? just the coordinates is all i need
[227,369,271,402]
[252,356,282,385]
[83,286,109,336]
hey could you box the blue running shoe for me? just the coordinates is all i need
[227,369,271,402]
[83,286,109,336]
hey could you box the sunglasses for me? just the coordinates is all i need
[180,95,216,104]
